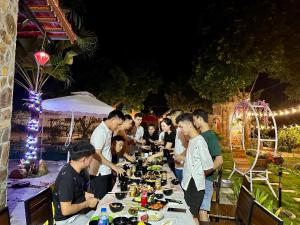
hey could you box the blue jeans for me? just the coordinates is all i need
[175,168,183,182]
[200,179,214,211]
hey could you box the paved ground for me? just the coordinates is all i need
[7,160,66,225]
[7,160,233,225]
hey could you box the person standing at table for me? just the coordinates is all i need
[114,114,135,163]
[53,141,98,225]
[142,123,159,145]
[193,109,223,222]
[174,113,214,225]
[133,112,144,143]
[169,109,188,182]
[89,110,126,199]
[147,118,176,172]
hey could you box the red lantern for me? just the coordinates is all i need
[34,51,50,66]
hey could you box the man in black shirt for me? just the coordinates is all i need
[53,141,99,225]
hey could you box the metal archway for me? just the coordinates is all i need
[228,100,278,198]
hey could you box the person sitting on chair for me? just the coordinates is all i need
[53,141,99,225]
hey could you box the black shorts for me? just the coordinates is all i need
[183,178,205,216]
[90,174,112,199]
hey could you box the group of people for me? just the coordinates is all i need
[53,109,223,225]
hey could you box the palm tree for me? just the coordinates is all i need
[15,33,97,163]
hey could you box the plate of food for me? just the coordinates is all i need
[128,206,145,216]
[147,165,162,171]
[147,199,168,210]
[147,210,164,222]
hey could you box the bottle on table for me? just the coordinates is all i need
[141,190,148,207]
[98,208,108,225]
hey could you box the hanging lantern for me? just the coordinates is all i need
[34,51,50,66]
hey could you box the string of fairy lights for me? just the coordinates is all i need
[272,105,300,117]
[245,104,300,130]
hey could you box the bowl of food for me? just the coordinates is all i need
[171,178,180,185]
[115,192,127,200]
[155,193,164,199]
[161,179,167,186]
[134,171,142,177]
[128,216,138,224]
[112,216,129,225]
[163,189,173,196]
[109,202,124,213]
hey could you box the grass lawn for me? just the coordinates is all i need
[221,151,300,225]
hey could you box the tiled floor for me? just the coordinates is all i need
[7,160,66,225]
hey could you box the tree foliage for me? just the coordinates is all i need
[164,82,211,112]
[190,0,299,103]
[96,66,162,112]
[278,126,300,151]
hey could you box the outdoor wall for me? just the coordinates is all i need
[0,0,19,209]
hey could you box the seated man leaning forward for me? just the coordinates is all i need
[53,141,99,225]
[174,113,214,225]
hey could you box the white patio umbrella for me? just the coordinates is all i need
[41,91,113,161]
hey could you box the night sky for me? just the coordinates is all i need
[13,1,292,115]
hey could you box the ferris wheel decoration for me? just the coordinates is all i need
[229,100,278,198]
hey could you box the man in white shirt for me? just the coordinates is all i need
[133,112,144,143]
[169,109,188,182]
[174,113,214,225]
[89,110,126,199]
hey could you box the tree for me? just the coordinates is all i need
[165,82,211,112]
[14,1,97,162]
[190,1,289,103]
[97,66,162,113]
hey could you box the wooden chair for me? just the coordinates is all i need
[242,176,250,192]
[0,206,11,225]
[24,187,54,225]
[249,201,283,225]
[209,185,254,225]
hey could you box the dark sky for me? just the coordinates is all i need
[83,3,200,80]
[13,2,293,115]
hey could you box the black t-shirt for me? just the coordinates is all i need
[53,163,90,221]
[164,131,176,148]
[143,132,159,145]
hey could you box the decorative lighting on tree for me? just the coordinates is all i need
[24,50,49,162]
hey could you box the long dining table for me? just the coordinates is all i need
[87,164,196,225]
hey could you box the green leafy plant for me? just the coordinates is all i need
[232,178,242,202]
[278,126,300,152]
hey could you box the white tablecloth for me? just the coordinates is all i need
[88,165,196,225]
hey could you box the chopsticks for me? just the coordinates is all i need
[107,191,129,194]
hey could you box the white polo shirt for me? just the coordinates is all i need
[134,126,144,141]
[182,134,213,191]
[175,128,186,169]
[90,122,112,176]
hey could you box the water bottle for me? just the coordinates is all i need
[98,208,108,225]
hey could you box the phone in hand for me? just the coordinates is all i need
[167,207,187,213]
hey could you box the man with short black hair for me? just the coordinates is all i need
[193,109,223,222]
[133,112,144,143]
[174,113,213,225]
[169,109,188,182]
[53,141,98,225]
[89,109,126,199]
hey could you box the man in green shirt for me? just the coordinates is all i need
[192,109,223,222]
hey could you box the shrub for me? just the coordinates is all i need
[278,126,300,152]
